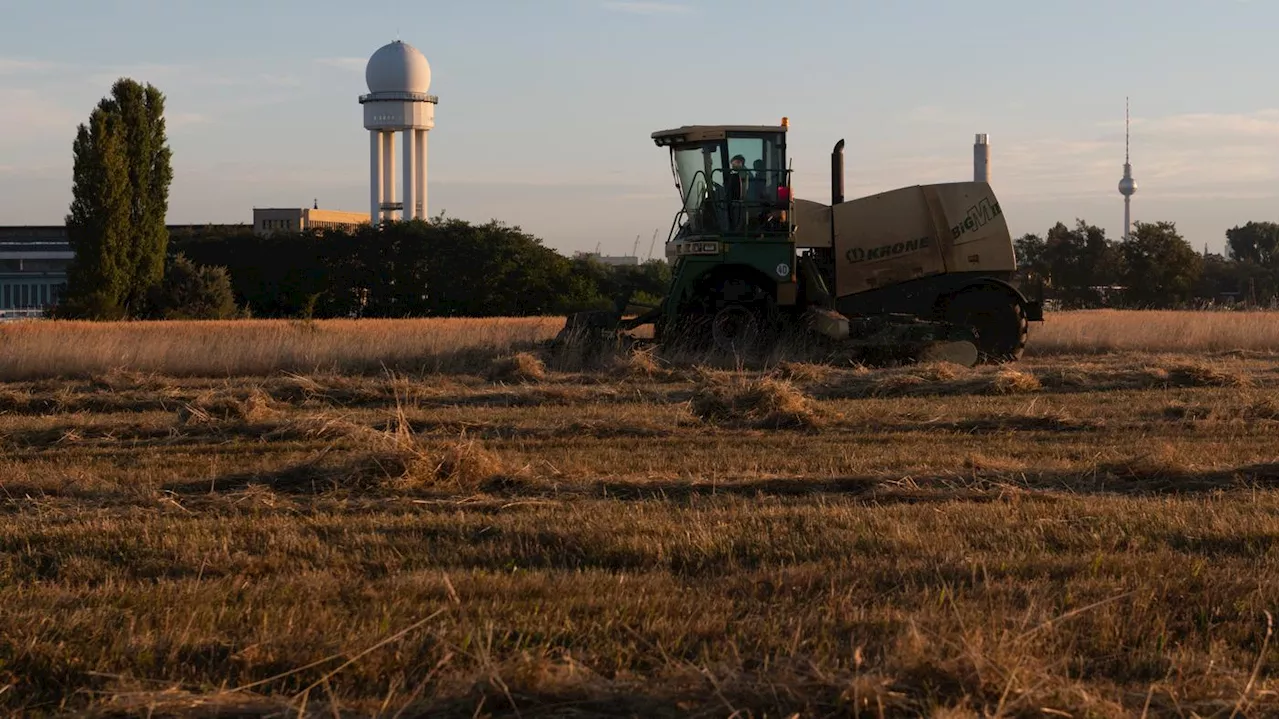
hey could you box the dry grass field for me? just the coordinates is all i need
[0,310,1276,718]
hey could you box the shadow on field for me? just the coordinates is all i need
[574,461,1278,501]
[45,660,1274,719]
[12,673,859,719]
[160,452,415,495]
[156,458,1279,502]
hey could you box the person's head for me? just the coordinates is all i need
[730,154,746,169]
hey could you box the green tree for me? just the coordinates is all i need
[1225,221,1278,267]
[1197,253,1277,307]
[1120,221,1202,307]
[1013,232,1047,274]
[114,80,174,310]
[144,254,240,319]
[62,98,132,318]
[62,78,173,319]
[1042,222,1087,293]
[1039,220,1124,306]
[1080,221,1125,288]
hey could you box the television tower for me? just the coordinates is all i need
[1117,98,1136,240]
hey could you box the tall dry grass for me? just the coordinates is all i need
[1026,309,1278,355]
[0,317,562,381]
[0,310,1274,381]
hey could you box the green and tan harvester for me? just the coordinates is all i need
[559,119,1043,366]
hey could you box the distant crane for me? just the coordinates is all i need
[646,228,659,260]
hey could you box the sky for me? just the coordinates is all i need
[0,0,1276,257]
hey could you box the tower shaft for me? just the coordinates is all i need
[415,129,427,220]
[369,131,383,222]
[402,129,416,221]
[973,133,990,183]
[383,132,396,220]
[1124,196,1130,243]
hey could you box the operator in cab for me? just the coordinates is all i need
[727,155,749,198]
[726,154,751,228]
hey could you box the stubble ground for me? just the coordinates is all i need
[0,310,1276,717]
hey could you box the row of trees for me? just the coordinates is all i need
[171,219,669,319]
[1013,219,1277,309]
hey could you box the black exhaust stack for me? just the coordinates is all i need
[831,139,845,205]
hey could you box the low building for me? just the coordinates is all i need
[0,226,73,318]
[253,207,371,236]
[2,205,389,317]
[575,252,641,267]
[0,223,250,318]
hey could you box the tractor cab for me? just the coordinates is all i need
[652,122,792,243]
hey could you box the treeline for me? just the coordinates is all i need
[170,218,670,319]
[1013,219,1277,309]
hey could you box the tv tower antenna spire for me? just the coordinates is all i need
[1117,97,1137,240]
[1124,97,1133,173]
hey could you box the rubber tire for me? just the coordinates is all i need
[671,280,779,357]
[711,301,776,355]
[944,286,1028,363]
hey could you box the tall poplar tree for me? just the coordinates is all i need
[63,78,173,319]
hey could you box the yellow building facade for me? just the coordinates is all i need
[253,207,371,236]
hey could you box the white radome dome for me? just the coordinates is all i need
[365,40,431,94]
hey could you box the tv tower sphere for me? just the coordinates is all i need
[361,40,437,223]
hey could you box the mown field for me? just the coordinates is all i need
[0,310,1276,718]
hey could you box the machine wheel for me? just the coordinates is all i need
[661,313,713,353]
[944,286,1027,362]
[673,278,779,356]
[711,302,769,354]
[711,277,780,355]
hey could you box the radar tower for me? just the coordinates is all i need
[361,40,437,223]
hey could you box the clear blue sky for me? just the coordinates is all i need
[0,0,1275,256]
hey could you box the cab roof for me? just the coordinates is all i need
[651,124,787,145]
